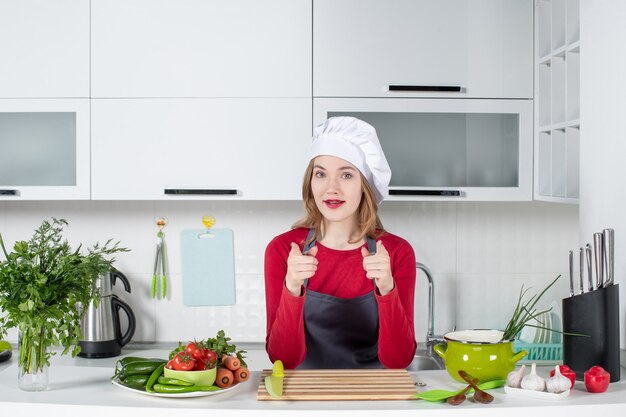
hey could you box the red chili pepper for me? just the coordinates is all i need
[584,365,610,393]
[550,365,576,389]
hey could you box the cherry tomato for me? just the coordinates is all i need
[165,359,176,370]
[173,352,196,371]
[204,349,217,365]
[549,365,576,389]
[584,365,610,393]
[185,342,199,358]
[194,359,209,371]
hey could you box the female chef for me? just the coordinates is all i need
[264,116,416,369]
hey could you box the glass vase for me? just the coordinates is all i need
[17,326,49,391]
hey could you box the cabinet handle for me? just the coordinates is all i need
[164,189,239,195]
[0,189,19,196]
[388,85,462,92]
[389,189,461,197]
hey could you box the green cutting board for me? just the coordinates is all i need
[180,228,236,306]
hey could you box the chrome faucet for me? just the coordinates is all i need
[416,262,446,364]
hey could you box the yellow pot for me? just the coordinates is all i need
[434,330,527,383]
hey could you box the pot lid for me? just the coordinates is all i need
[444,329,507,344]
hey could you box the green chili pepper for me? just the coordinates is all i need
[119,374,149,390]
[145,363,165,393]
[157,376,193,386]
[118,361,166,379]
[152,384,222,394]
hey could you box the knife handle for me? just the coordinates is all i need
[593,233,604,290]
[578,248,585,294]
[585,244,594,292]
[603,228,614,287]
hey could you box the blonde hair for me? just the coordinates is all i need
[293,160,385,245]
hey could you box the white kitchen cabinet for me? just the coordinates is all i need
[315,98,533,201]
[314,0,533,99]
[0,0,89,98]
[0,99,90,199]
[91,0,311,98]
[91,99,311,200]
[535,0,580,203]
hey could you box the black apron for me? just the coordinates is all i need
[299,228,383,369]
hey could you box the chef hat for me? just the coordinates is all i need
[310,116,391,204]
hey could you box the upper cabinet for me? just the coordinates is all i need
[91,0,311,98]
[0,0,89,98]
[313,0,533,99]
[0,99,90,199]
[91,99,310,200]
[535,0,580,204]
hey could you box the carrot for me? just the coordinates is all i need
[234,367,249,382]
[222,355,240,371]
[215,367,234,388]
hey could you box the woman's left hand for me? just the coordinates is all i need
[361,241,394,295]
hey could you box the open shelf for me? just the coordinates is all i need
[534,0,580,204]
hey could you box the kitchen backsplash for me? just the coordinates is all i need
[0,201,578,345]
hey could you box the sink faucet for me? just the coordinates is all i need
[416,262,446,365]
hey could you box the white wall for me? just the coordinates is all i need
[0,200,577,345]
[580,0,626,349]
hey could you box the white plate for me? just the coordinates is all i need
[111,378,243,398]
[504,385,570,400]
[549,301,562,344]
[519,324,537,343]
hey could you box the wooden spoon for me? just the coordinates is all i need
[446,378,478,406]
[458,370,495,404]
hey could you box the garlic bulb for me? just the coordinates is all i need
[547,365,571,393]
[506,364,526,388]
[521,363,546,391]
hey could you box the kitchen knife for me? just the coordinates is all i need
[568,250,574,297]
[585,244,593,292]
[579,247,585,294]
[594,233,604,290]
[603,228,614,287]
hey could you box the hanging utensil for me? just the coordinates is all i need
[152,217,168,299]
[578,247,584,295]
[602,228,614,287]
[568,250,574,297]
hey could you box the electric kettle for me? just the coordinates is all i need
[78,269,136,358]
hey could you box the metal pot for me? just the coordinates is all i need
[434,329,527,383]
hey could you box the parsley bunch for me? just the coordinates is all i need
[0,218,128,374]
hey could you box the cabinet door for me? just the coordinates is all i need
[0,99,90,199]
[91,99,311,200]
[314,0,533,99]
[91,0,311,98]
[0,0,89,98]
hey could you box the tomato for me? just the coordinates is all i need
[584,365,610,393]
[185,342,200,358]
[194,359,209,371]
[204,349,217,365]
[173,352,196,371]
[165,359,176,370]
[549,365,576,389]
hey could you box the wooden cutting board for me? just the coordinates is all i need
[257,369,417,401]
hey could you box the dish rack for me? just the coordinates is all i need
[514,341,563,361]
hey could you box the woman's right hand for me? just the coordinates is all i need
[285,243,318,296]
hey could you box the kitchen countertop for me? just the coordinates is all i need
[1,347,626,417]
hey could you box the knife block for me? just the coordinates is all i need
[562,284,620,382]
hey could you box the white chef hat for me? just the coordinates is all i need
[310,116,391,204]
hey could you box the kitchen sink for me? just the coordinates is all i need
[407,351,445,371]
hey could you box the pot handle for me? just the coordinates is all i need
[510,349,528,364]
[111,295,136,347]
[433,343,447,359]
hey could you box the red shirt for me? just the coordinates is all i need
[264,227,417,369]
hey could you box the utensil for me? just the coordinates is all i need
[415,379,505,402]
[585,244,593,292]
[568,250,574,297]
[603,228,614,287]
[593,233,604,290]
[151,217,168,299]
[458,370,494,404]
[447,377,479,405]
[578,248,584,294]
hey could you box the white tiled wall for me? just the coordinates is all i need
[0,200,578,345]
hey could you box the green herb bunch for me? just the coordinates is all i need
[501,274,561,341]
[0,218,128,374]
